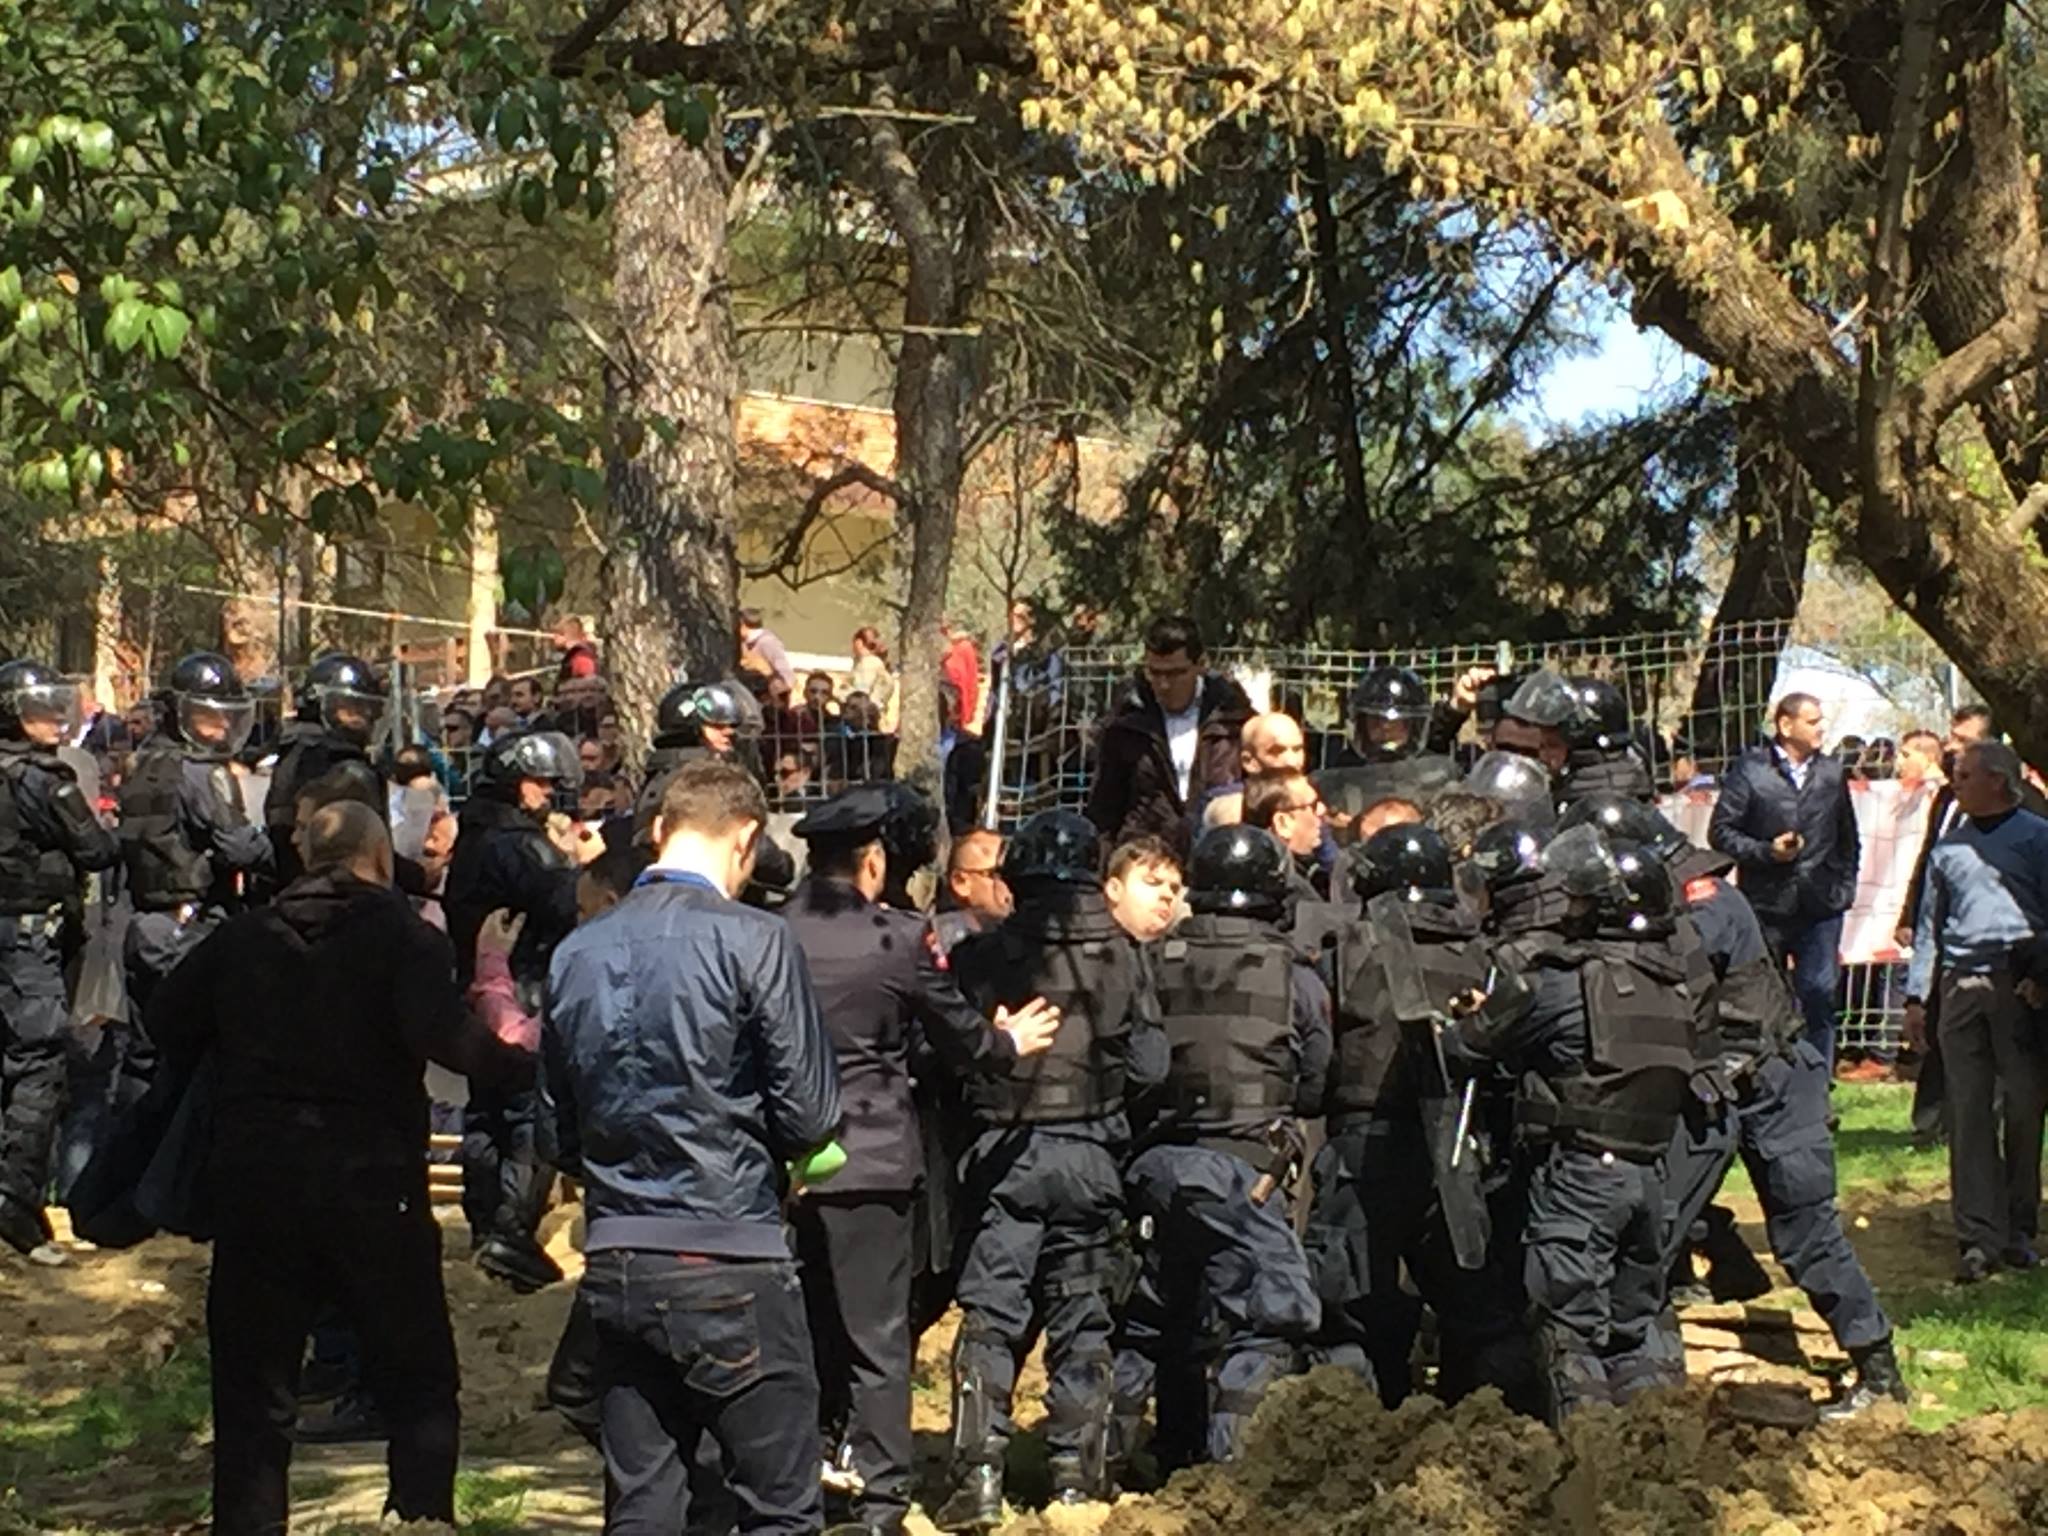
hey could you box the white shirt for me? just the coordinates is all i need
[1163,699,1202,800]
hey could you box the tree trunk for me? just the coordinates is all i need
[1303,136,1372,552]
[464,500,499,690]
[1685,421,1814,764]
[601,16,740,771]
[864,101,976,795]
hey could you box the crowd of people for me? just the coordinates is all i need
[0,606,2040,1536]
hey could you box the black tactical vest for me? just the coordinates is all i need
[119,748,214,909]
[1714,952,1803,1058]
[0,753,85,915]
[1328,904,1492,1115]
[1154,915,1297,1136]
[953,895,1142,1126]
[1547,937,1699,1158]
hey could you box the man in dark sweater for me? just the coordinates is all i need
[149,802,512,1536]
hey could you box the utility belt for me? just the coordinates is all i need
[977,1081,1125,1124]
[1167,1077,1298,1119]
[1514,1075,1673,1163]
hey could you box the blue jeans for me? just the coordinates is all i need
[1762,914,1844,1071]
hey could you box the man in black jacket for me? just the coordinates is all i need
[261,653,387,890]
[148,802,511,1536]
[785,785,1060,1536]
[444,729,593,1292]
[1085,615,1251,855]
[1708,693,1861,1069]
[541,759,841,1536]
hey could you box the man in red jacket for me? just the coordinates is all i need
[940,618,982,730]
[1084,614,1252,855]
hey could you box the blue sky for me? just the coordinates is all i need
[1527,299,1700,431]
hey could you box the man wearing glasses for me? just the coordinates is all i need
[1245,773,1331,903]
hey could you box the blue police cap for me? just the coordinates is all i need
[791,784,895,843]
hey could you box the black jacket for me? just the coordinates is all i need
[1707,744,1860,924]
[1086,672,1252,854]
[443,795,581,990]
[541,872,841,1258]
[147,874,507,1204]
[782,878,1017,1194]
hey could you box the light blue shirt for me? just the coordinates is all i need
[1908,807,2048,998]
[1772,742,1814,793]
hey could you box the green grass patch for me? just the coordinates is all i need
[456,1468,532,1535]
[1893,1270,2048,1427]
[1720,1081,1945,1200]
[0,1345,212,1475]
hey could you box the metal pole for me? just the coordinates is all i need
[981,652,1015,832]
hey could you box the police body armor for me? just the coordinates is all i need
[954,900,1142,1126]
[1560,749,1654,806]
[0,752,85,916]
[1328,907,1489,1118]
[1153,915,1297,1147]
[1315,754,1459,819]
[1520,935,1699,1160]
[119,748,238,910]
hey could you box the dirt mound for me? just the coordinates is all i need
[1094,1370,2048,1536]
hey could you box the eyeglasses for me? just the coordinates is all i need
[955,867,1001,879]
[1280,797,1325,815]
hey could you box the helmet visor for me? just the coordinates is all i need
[1465,750,1558,831]
[178,694,256,756]
[319,686,387,743]
[11,680,80,736]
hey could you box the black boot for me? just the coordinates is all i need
[1819,1338,1910,1421]
[934,1461,1004,1532]
[475,1230,563,1293]
[1049,1451,1105,1506]
[0,1191,51,1257]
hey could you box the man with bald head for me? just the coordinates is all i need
[1198,711,1308,831]
[149,800,513,1535]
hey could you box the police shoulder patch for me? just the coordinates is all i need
[1683,876,1720,906]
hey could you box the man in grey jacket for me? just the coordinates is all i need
[542,759,842,1535]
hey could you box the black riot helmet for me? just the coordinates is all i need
[1539,822,1623,901]
[654,679,761,751]
[1353,823,1455,904]
[300,652,386,743]
[1603,837,1678,931]
[1502,668,1584,731]
[1350,664,1431,761]
[476,729,584,805]
[0,659,78,742]
[1187,823,1290,918]
[168,651,255,757]
[1558,791,1690,864]
[1002,810,1101,888]
[1566,676,1631,752]
[1464,749,1558,830]
[1465,819,1549,892]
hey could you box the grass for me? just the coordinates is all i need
[455,1468,533,1535]
[1720,1081,1949,1200]
[0,1345,213,1476]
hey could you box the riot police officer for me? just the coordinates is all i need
[1305,824,1530,1406]
[116,653,272,1057]
[937,811,1164,1528]
[1560,677,1654,805]
[262,653,389,888]
[1450,826,1704,1422]
[444,729,589,1292]
[627,679,794,901]
[785,785,1059,1536]
[1117,825,1326,1467]
[1561,793,1907,1417]
[1316,665,1457,819]
[0,661,120,1256]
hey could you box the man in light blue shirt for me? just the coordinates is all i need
[1905,740,2048,1282]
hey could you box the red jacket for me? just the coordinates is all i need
[943,638,981,726]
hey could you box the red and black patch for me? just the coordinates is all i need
[1683,876,1721,906]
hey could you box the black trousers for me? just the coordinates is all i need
[208,1185,460,1536]
[583,1250,821,1536]
[0,924,73,1215]
[793,1193,915,1530]
[462,1064,545,1242]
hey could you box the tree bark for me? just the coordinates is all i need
[863,96,978,793]
[1302,136,1373,552]
[1685,421,1814,763]
[600,11,740,770]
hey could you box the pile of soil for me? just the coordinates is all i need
[1086,1370,2048,1536]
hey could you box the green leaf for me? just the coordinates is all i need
[625,81,657,117]
[564,463,605,508]
[13,304,43,344]
[482,398,525,438]
[663,93,712,148]
[552,165,581,209]
[423,0,454,29]
[152,278,184,306]
[75,122,116,170]
[59,392,88,425]
[105,297,148,353]
[495,100,528,153]
[8,135,41,174]
[647,412,679,446]
[517,177,547,227]
[309,488,343,531]
[353,403,387,450]
[584,178,608,218]
[365,164,396,208]
[145,304,191,358]
[0,267,19,311]
[345,483,376,520]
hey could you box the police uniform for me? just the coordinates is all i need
[1120,829,1328,1465]
[118,664,273,1066]
[0,672,122,1255]
[442,733,583,1292]
[1457,833,1703,1422]
[784,787,1023,1536]
[1657,842,1902,1410]
[938,812,1164,1525]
